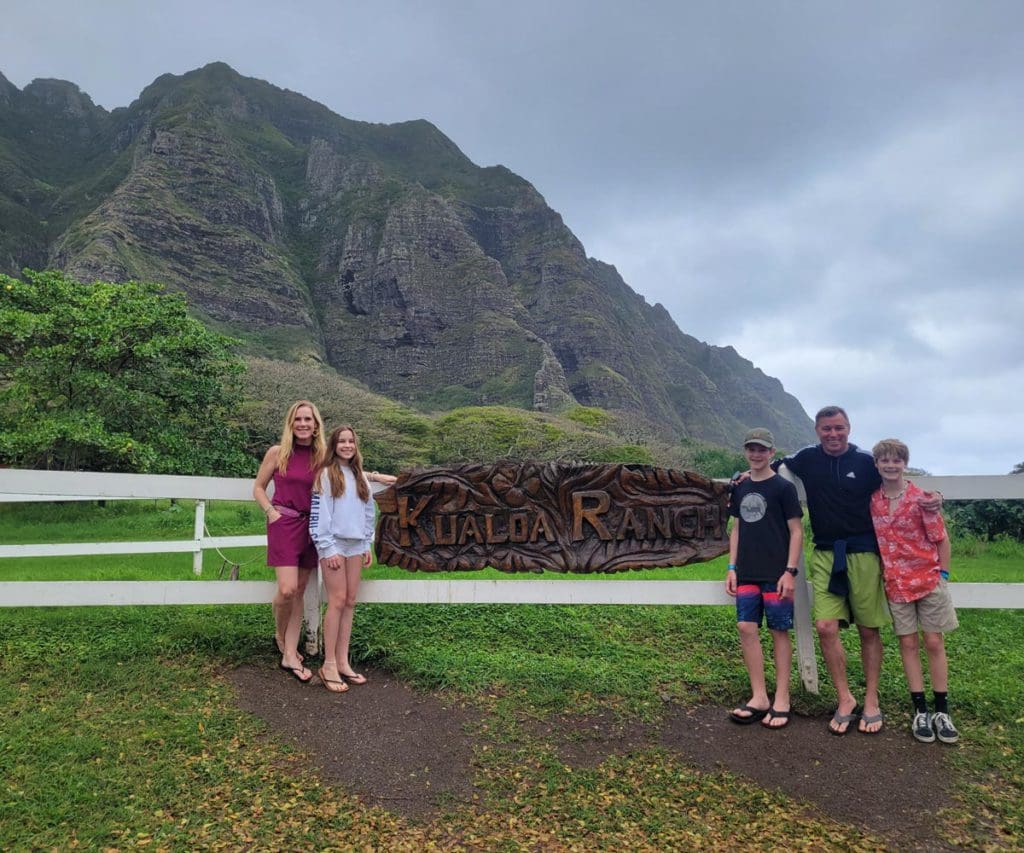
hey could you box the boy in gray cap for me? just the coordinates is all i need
[726,428,804,728]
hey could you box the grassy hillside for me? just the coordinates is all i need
[239,356,750,476]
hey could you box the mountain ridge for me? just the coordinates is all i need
[0,62,814,450]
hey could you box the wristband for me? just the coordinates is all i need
[727,564,736,572]
[785,567,799,577]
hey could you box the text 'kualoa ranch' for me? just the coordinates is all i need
[374,462,730,574]
[394,490,724,548]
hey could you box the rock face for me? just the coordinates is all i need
[0,62,813,448]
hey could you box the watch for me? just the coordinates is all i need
[785,567,799,576]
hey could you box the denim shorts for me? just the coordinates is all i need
[736,582,794,631]
[330,537,371,558]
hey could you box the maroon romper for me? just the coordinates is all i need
[266,443,319,569]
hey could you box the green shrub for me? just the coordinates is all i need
[946,499,1024,541]
[565,406,614,430]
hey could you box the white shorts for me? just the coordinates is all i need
[330,538,371,558]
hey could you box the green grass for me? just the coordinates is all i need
[0,500,274,582]
[0,499,264,544]
[1,500,1023,847]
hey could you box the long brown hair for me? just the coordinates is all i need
[316,425,370,501]
[276,400,327,474]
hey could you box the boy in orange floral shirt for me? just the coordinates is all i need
[870,439,959,744]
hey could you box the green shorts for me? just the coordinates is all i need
[808,549,891,629]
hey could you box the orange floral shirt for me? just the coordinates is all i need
[870,480,947,603]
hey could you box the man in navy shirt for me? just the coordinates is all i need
[777,406,941,735]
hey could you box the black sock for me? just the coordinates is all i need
[910,691,928,714]
[933,691,949,714]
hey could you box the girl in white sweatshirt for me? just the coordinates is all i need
[309,425,377,692]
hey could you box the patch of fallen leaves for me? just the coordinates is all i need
[423,747,888,851]
[94,722,890,851]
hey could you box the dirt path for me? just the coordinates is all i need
[228,664,952,845]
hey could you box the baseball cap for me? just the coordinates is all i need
[743,428,775,449]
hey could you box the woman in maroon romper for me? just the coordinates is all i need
[253,400,326,682]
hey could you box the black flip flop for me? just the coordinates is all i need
[762,708,791,729]
[279,662,313,683]
[729,704,769,724]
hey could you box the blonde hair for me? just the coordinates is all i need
[872,438,909,463]
[277,400,326,474]
[316,425,370,502]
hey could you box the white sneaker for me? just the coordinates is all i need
[932,711,959,744]
[912,711,935,743]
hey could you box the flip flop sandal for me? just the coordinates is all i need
[318,668,349,693]
[279,662,313,683]
[859,712,884,735]
[829,706,862,736]
[729,704,769,725]
[762,708,791,729]
[341,671,367,685]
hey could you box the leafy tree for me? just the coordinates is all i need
[674,438,748,479]
[0,269,252,475]
[945,500,1024,542]
[942,461,1024,542]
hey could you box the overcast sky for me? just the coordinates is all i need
[3,1,1022,474]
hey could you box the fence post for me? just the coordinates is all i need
[778,465,819,694]
[192,500,206,576]
[303,566,323,657]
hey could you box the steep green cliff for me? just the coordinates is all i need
[0,62,813,449]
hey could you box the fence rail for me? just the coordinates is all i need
[2,578,1021,608]
[3,467,1022,694]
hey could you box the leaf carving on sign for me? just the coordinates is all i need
[374,462,728,573]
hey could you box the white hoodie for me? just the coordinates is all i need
[309,467,376,559]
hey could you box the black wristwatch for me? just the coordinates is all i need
[785,567,799,577]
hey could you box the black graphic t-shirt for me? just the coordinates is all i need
[729,475,803,584]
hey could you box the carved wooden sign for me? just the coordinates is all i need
[374,462,728,573]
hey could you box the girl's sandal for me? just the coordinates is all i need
[341,671,368,685]
[318,667,349,693]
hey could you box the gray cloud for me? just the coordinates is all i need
[3,0,1022,473]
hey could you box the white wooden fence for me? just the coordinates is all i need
[2,467,1022,694]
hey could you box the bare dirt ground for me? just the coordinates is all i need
[228,664,953,846]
